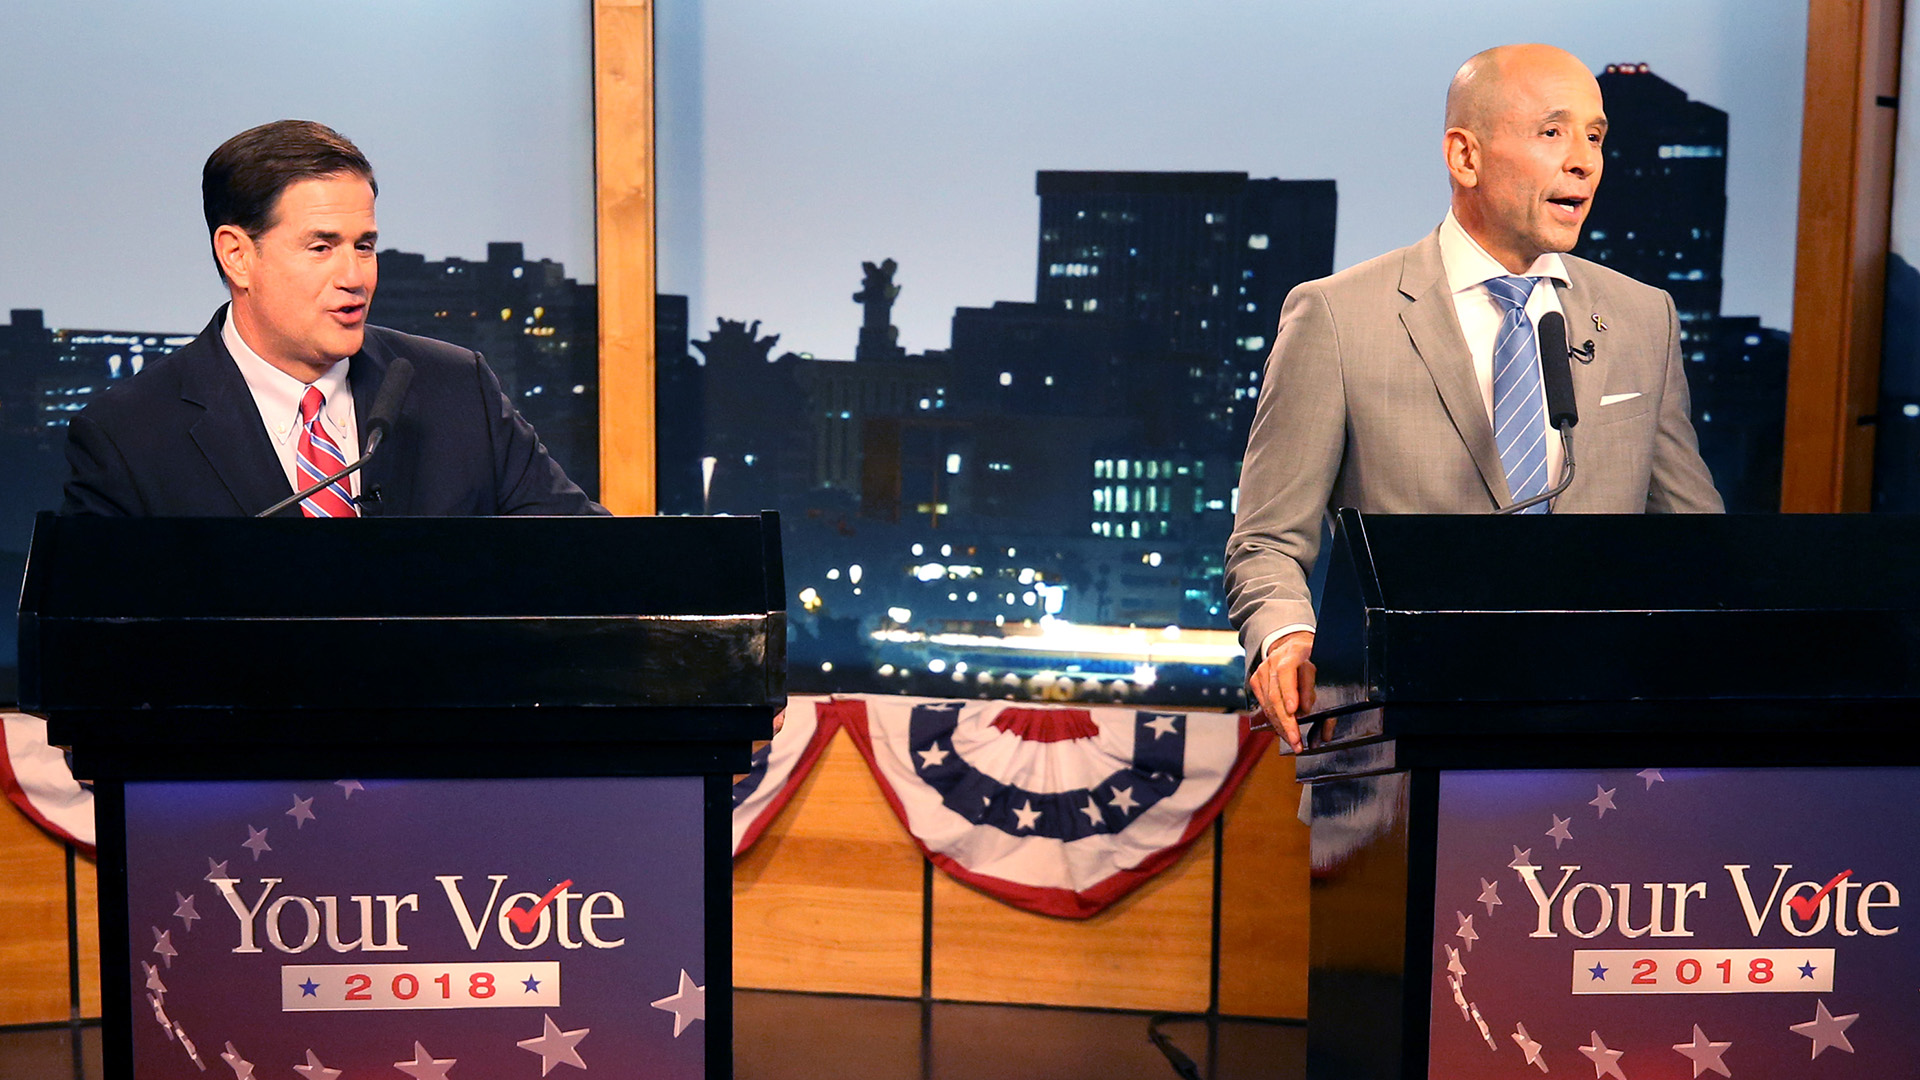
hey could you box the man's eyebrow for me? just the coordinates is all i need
[300,229,379,244]
[1541,108,1608,130]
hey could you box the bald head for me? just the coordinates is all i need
[1446,44,1594,137]
[1442,44,1607,273]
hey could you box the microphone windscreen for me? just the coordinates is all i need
[1537,311,1578,429]
[365,358,415,443]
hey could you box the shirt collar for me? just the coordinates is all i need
[1439,210,1571,296]
[221,307,353,444]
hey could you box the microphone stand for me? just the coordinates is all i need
[1496,425,1576,516]
[256,427,390,518]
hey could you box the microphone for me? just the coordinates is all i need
[256,358,414,518]
[1496,312,1578,515]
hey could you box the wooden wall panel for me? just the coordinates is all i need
[1782,0,1905,510]
[1217,751,1311,1020]
[733,735,925,996]
[0,806,70,1025]
[77,852,99,1017]
[929,832,1215,1012]
[593,0,658,515]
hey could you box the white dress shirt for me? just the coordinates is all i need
[222,310,360,498]
[1258,215,1572,661]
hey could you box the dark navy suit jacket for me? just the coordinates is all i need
[60,307,605,517]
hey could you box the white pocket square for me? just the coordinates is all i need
[1598,392,1643,406]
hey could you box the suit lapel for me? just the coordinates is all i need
[1398,234,1508,504]
[1553,269,1607,429]
[181,310,298,517]
[350,334,409,515]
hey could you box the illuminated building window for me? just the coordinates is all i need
[1247,233,1269,250]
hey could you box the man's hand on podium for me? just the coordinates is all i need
[1248,630,1315,753]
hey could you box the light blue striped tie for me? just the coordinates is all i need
[1485,275,1550,514]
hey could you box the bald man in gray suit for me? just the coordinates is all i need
[1225,44,1723,752]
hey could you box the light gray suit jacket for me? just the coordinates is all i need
[1224,228,1724,658]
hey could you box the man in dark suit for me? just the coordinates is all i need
[61,119,602,518]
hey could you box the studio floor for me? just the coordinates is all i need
[0,992,1305,1080]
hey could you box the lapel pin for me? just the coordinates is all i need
[1592,312,1608,333]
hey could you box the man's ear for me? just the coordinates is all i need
[1444,128,1480,189]
[214,224,253,290]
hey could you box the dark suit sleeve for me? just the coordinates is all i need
[473,353,609,516]
[59,411,144,516]
[1646,292,1725,513]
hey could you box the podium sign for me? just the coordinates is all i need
[1427,766,1918,1076]
[125,775,712,1078]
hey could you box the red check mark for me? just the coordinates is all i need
[1787,870,1851,921]
[505,880,573,934]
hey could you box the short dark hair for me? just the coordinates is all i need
[202,120,377,281]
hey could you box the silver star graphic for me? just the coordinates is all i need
[1510,1022,1547,1072]
[916,743,950,768]
[1638,768,1665,789]
[151,927,177,967]
[1108,785,1140,814]
[1012,801,1042,831]
[335,779,365,799]
[1589,786,1617,818]
[292,1049,341,1080]
[242,825,271,861]
[1579,1031,1626,1079]
[205,857,230,882]
[1470,1005,1497,1051]
[1546,815,1573,848]
[174,892,199,930]
[147,993,173,1038]
[1144,714,1180,739]
[517,1014,590,1075]
[1454,911,1478,951]
[1477,878,1503,915]
[221,1041,256,1080]
[1789,999,1858,1058]
[1079,798,1104,827]
[1509,846,1536,871]
[1672,1024,1732,1078]
[394,1041,456,1080]
[286,795,316,828]
[1445,945,1466,978]
[651,969,706,1037]
[142,961,167,996]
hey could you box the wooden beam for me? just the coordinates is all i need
[1782,0,1904,511]
[593,0,658,515]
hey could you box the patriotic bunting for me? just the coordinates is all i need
[729,696,840,856]
[2,712,96,853]
[838,696,1271,919]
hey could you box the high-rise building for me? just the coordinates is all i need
[1576,64,1728,335]
[373,242,599,495]
[1576,64,1789,511]
[1034,172,1336,447]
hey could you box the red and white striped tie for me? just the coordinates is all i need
[296,386,358,518]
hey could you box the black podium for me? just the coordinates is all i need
[18,513,782,1080]
[1297,510,1920,1079]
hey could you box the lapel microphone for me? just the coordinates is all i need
[257,358,415,518]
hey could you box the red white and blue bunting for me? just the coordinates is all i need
[2,712,95,853]
[835,696,1270,919]
[729,695,839,856]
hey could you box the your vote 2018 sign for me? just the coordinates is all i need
[123,777,706,1079]
[1430,767,1917,1077]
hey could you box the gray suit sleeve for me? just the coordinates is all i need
[1645,292,1725,514]
[1224,282,1348,656]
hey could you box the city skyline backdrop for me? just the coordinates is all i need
[3,2,1808,357]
